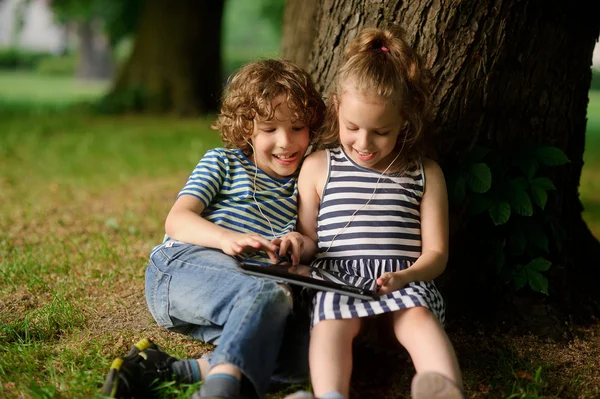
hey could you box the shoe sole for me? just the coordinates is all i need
[101,338,156,398]
[411,372,463,399]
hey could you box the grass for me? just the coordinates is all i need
[0,78,223,397]
[580,90,600,235]
[0,72,599,398]
[0,71,108,107]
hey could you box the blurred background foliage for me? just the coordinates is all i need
[0,0,284,81]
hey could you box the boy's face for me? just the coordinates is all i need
[250,95,310,179]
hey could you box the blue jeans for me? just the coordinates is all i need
[145,242,309,399]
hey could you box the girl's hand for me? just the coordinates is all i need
[221,231,279,263]
[376,271,408,295]
[274,232,304,265]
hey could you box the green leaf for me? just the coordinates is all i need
[517,157,539,180]
[468,194,493,215]
[465,145,490,164]
[530,185,548,210]
[532,146,569,166]
[530,177,556,191]
[466,163,492,193]
[513,268,527,290]
[525,257,552,272]
[526,269,549,295]
[489,200,511,225]
[509,179,533,216]
[507,230,526,255]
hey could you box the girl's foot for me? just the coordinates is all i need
[411,372,464,399]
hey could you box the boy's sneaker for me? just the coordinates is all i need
[101,338,179,398]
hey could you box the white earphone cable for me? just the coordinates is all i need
[247,140,278,240]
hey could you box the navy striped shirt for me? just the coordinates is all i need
[166,148,298,265]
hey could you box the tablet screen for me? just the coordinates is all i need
[239,262,380,300]
[295,265,380,293]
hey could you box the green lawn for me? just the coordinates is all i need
[581,91,600,235]
[0,73,223,398]
[0,71,108,107]
[1,72,599,398]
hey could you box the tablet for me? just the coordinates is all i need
[239,262,380,301]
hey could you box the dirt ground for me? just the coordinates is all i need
[95,276,600,399]
[349,320,600,398]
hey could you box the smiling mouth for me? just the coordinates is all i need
[354,149,377,161]
[273,153,298,164]
[274,153,295,159]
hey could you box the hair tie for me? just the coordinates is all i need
[381,46,389,52]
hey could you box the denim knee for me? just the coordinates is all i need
[259,281,293,315]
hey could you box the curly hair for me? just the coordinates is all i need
[318,25,433,168]
[212,59,325,156]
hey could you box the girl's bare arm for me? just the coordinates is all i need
[296,150,328,263]
[377,158,449,293]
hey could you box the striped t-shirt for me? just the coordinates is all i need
[315,147,424,264]
[166,148,298,265]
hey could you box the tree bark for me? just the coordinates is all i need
[109,0,224,114]
[303,0,600,327]
[281,0,319,70]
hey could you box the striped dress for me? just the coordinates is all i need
[311,147,445,327]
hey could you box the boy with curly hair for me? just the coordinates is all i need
[102,59,325,399]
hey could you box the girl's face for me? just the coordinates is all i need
[337,89,405,172]
[250,95,310,179]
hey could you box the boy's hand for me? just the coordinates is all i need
[376,271,409,295]
[273,232,304,265]
[221,231,279,263]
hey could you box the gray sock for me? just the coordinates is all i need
[171,359,202,383]
[199,374,240,398]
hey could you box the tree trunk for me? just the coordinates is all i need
[303,0,600,329]
[76,19,113,80]
[281,0,319,70]
[108,0,224,114]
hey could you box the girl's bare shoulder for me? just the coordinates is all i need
[302,149,328,170]
[422,157,444,178]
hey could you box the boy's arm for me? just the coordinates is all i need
[165,195,279,262]
[296,150,328,263]
[377,158,449,293]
